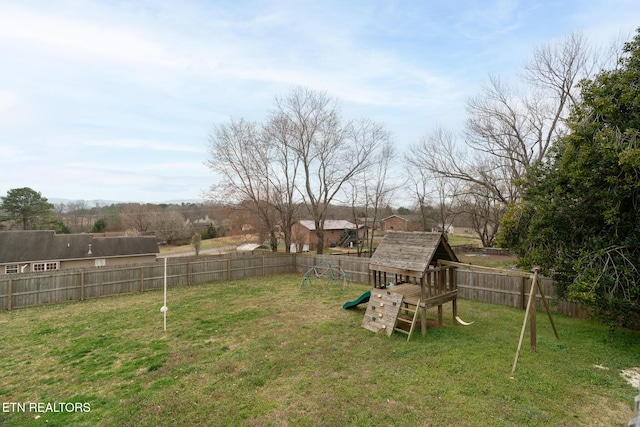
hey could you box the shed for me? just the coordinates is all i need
[367,231,459,336]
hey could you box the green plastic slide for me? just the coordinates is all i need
[342,291,371,309]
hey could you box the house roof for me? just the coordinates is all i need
[0,230,159,264]
[381,215,408,222]
[369,231,458,277]
[297,220,358,231]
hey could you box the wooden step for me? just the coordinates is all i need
[393,299,421,342]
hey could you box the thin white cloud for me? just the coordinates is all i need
[0,89,30,130]
[0,143,35,162]
[0,5,187,70]
[1,0,639,203]
[0,2,458,113]
[0,89,22,113]
[84,139,206,154]
[452,0,523,41]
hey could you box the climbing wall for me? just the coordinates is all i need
[361,288,404,337]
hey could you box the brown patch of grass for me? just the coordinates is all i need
[577,395,633,425]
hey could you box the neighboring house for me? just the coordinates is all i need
[0,230,159,275]
[291,220,364,251]
[447,220,476,237]
[356,217,382,230]
[431,223,454,234]
[381,215,409,232]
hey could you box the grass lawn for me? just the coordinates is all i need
[446,234,483,247]
[159,234,258,255]
[456,253,519,270]
[1,274,638,426]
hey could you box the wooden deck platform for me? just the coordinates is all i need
[389,284,457,309]
[387,283,458,330]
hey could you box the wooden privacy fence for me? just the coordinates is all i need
[456,269,589,319]
[295,255,591,319]
[0,252,588,320]
[0,254,294,311]
[294,253,370,284]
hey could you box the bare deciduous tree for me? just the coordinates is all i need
[346,140,397,255]
[406,32,600,245]
[459,184,505,247]
[411,32,595,204]
[432,175,463,235]
[405,165,434,232]
[207,86,390,254]
[274,87,386,254]
[122,203,159,233]
[262,112,301,253]
[191,232,202,256]
[206,118,281,251]
[150,210,191,245]
[59,200,94,232]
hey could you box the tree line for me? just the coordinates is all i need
[207,29,640,327]
[0,188,218,245]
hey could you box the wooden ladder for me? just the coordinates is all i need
[393,299,421,342]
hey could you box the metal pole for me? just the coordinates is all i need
[160,257,168,331]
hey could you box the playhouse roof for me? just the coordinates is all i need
[368,231,458,277]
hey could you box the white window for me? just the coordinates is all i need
[94,258,106,267]
[5,264,18,274]
[32,262,59,272]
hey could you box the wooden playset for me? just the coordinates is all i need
[363,231,460,341]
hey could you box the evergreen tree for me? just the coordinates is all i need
[1,187,56,230]
[500,29,640,328]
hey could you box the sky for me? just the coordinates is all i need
[0,0,638,205]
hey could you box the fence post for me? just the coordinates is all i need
[80,271,85,301]
[470,270,475,301]
[521,277,526,309]
[227,258,231,281]
[187,262,191,285]
[7,278,12,311]
[140,267,145,293]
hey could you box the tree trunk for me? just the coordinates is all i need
[283,230,292,253]
[315,230,325,254]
